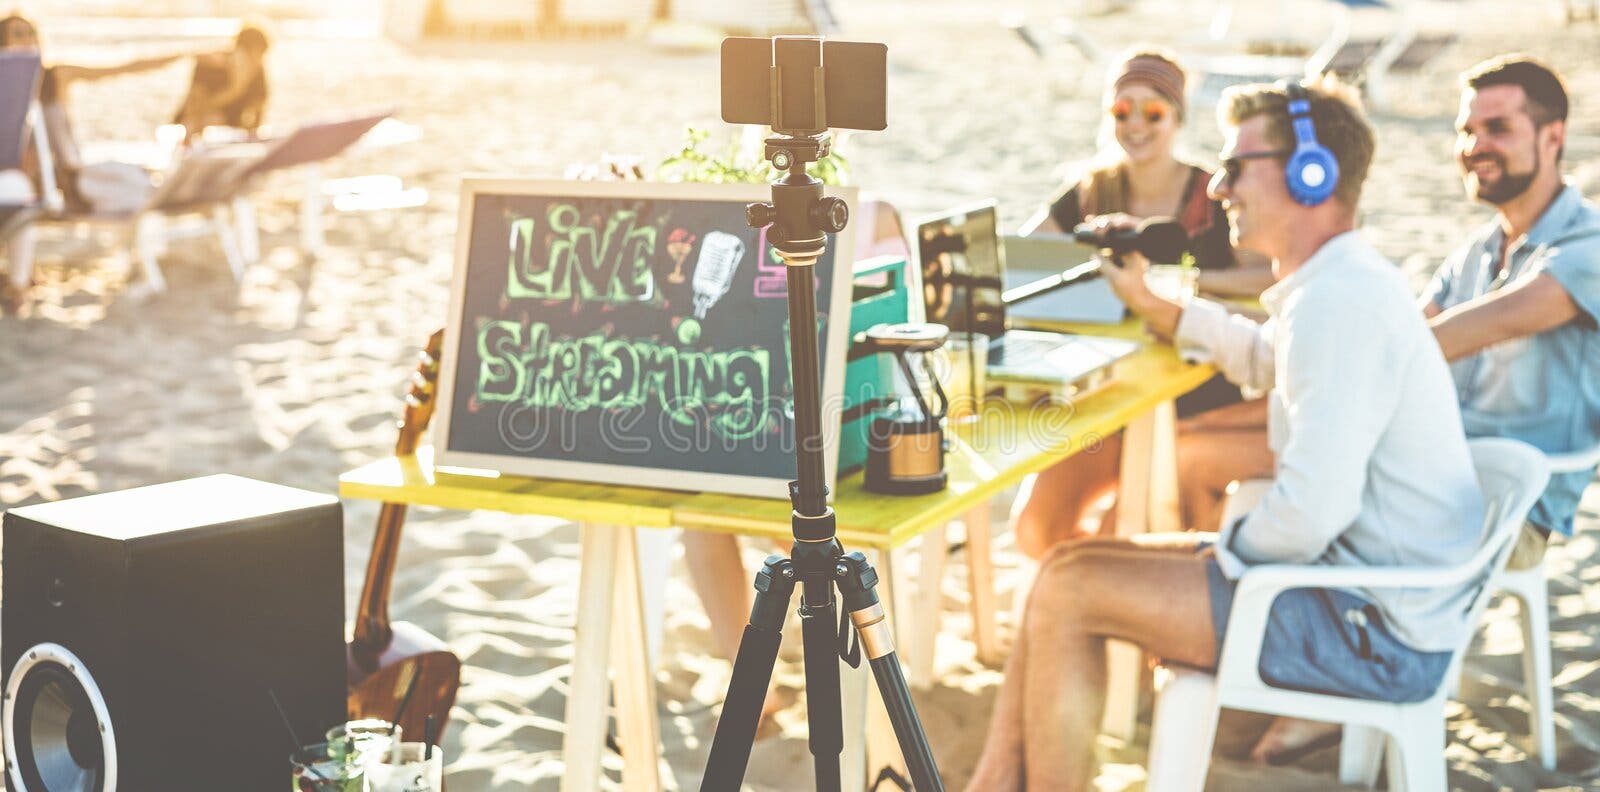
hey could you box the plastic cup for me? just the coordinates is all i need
[366,742,444,792]
[1144,265,1210,361]
[1145,264,1199,304]
[289,742,364,792]
[941,333,990,423]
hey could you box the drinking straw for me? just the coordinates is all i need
[270,688,329,784]
[423,714,437,761]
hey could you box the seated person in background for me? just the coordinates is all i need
[1010,46,1272,558]
[964,75,1487,792]
[0,13,189,307]
[172,23,270,142]
[1231,53,1600,764]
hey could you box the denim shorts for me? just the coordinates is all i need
[1203,556,1453,703]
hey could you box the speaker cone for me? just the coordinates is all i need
[5,643,117,792]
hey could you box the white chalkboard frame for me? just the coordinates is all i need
[432,177,858,500]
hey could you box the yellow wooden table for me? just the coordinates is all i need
[339,318,1214,792]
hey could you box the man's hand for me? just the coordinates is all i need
[1099,248,1185,339]
[1098,248,1154,309]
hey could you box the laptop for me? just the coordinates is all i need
[915,200,1138,386]
[1001,234,1127,324]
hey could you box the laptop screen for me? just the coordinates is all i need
[916,201,1006,338]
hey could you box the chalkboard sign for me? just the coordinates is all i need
[433,178,857,498]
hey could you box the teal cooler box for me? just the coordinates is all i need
[838,255,911,475]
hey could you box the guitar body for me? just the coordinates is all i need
[345,329,463,739]
[347,623,461,738]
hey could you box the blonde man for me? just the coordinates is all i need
[964,76,1485,791]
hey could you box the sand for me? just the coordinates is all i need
[2,0,1599,788]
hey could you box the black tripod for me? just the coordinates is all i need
[698,127,944,790]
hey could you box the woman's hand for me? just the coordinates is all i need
[1086,212,1139,232]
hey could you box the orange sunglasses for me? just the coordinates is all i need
[1109,98,1170,124]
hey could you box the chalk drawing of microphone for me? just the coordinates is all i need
[691,231,746,319]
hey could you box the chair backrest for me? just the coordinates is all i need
[145,145,268,212]
[247,111,390,177]
[0,52,41,172]
[1446,438,1550,663]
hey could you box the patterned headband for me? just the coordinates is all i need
[1113,56,1187,117]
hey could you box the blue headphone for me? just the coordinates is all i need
[1281,81,1339,206]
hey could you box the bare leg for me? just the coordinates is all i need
[966,535,1218,791]
[965,606,1031,791]
[1175,425,1272,532]
[681,530,753,663]
[1011,432,1124,558]
[1180,397,1269,431]
[1250,716,1342,763]
[3,227,36,313]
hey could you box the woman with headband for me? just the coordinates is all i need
[1011,47,1274,558]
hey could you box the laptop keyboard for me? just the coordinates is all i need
[999,333,1069,360]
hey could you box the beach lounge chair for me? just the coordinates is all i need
[1190,0,1452,110]
[0,52,38,176]
[31,120,266,296]
[0,52,42,308]
[1486,442,1600,771]
[31,111,397,295]
[1143,437,1549,792]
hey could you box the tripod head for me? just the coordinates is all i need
[745,134,849,261]
[723,35,884,259]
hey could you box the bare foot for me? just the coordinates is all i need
[1249,716,1342,765]
[0,282,27,315]
[963,750,1022,792]
[753,686,797,740]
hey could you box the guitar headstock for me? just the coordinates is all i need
[395,328,446,456]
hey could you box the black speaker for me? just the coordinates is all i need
[2,475,347,791]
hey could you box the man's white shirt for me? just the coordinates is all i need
[1176,231,1486,653]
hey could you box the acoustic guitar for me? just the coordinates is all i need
[346,328,462,740]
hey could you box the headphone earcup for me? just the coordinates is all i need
[1285,144,1340,206]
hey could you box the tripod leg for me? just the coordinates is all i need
[701,556,796,791]
[865,549,911,785]
[840,651,870,790]
[801,587,844,792]
[837,553,945,792]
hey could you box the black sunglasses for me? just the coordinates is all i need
[1219,150,1290,186]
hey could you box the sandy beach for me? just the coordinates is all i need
[3,0,1599,788]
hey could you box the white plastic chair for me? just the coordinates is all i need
[1486,443,1600,771]
[1145,437,1550,792]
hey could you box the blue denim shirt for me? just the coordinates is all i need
[1423,185,1600,535]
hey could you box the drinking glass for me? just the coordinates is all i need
[289,742,364,792]
[1144,265,1212,361]
[941,332,989,423]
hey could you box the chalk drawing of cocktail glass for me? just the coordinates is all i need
[691,231,746,319]
[666,228,696,284]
